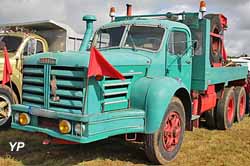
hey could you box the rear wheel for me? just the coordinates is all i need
[235,87,246,122]
[204,109,216,129]
[144,97,185,164]
[216,87,235,130]
[0,86,18,128]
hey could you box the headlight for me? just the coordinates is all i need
[19,113,31,125]
[59,120,71,134]
[74,123,85,135]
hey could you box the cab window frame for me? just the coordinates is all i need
[167,29,189,56]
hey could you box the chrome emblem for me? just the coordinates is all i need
[51,75,60,102]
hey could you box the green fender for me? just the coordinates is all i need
[130,77,191,133]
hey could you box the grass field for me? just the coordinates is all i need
[1,117,250,166]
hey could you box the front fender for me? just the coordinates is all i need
[130,77,190,133]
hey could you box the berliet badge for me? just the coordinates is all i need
[51,75,60,102]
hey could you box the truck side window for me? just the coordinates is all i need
[23,39,37,56]
[168,31,187,55]
[36,40,44,53]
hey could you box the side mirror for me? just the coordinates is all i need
[192,40,198,50]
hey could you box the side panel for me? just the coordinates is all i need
[130,77,191,133]
[191,19,248,91]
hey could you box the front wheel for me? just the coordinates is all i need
[144,97,185,164]
[0,85,18,128]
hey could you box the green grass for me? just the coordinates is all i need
[1,117,250,166]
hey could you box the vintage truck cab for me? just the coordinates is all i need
[11,5,248,164]
[0,31,48,127]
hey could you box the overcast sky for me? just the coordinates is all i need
[0,0,249,55]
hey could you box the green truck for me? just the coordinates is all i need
[11,5,248,164]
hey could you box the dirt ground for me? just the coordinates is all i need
[1,117,250,166]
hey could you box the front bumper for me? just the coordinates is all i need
[11,104,145,143]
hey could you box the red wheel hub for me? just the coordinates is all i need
[239,95,246,117]
[227,96,235,123]
[162,112,182,152]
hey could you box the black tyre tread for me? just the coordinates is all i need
[0,85,18,129]
[204,109,216,129]
[216,87,235,130]
[235,86,246,122]
[144,134,159,164]
[144,97,185,164]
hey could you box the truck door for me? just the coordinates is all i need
[166,29,192,90]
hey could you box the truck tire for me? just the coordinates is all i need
[144,97,185,164]
[215,87,235,130]
[235,87,246,122]
[204,109,216,129]
[246,92,250,114]
[204,14,223,64]
[0,85,18,129]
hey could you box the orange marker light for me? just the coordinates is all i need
[200,0,207,12]
[109,7,116,17]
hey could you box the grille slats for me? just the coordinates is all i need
[55,90,83,99]
[23,76,44,85]
[102,75,133,111]
[22,64,85,113]
[56,79,84,89]
[22,65,44,108]
[23,85,44,94]
[49,66,84,113]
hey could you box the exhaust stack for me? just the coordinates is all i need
[126,4,132,16]
[79,15,96,52]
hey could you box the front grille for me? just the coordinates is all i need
[49,66,85,114]
[22,64,85,114]
[22,64,44,107]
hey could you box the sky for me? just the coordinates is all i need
[0,0,249,56]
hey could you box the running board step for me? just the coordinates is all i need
[191,115,200,121]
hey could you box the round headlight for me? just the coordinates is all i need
[19,113,30,125]
[75,123,85,135]
[59,120,71,134]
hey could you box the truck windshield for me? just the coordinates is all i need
[124,26,165,51]
[0,36,23,52]
[95,26,125,49]
[94,25,165,51]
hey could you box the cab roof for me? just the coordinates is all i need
[100,12,199,31]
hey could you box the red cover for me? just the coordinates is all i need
[2,47,12,85]
[87,47,125,80]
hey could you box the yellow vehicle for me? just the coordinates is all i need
[0,20,82,127]
[0,32,48,127]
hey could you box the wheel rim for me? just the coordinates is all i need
[0,95,12,126]
[239,95,246,118]
[162,111,182,152]
[227,96,234,123]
